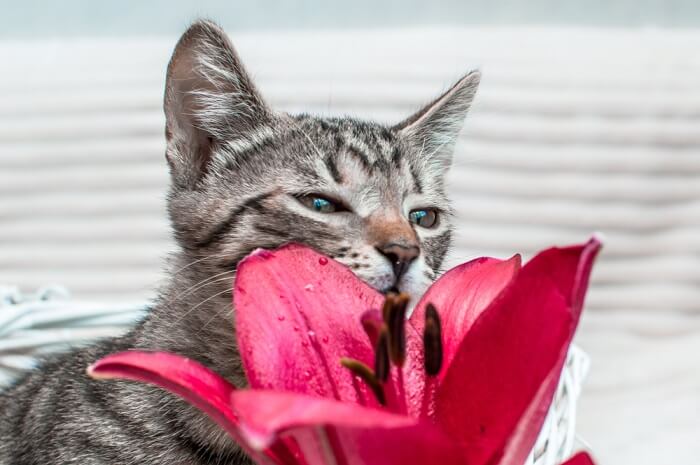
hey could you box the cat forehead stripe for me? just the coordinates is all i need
[374,129,395,154]
[339,133,387,173]
[226,126,276,154]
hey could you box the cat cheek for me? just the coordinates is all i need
[349,263,394,292]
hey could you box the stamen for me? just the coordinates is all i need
[360,309,383,348]
[381,293,395,324]
[387,293,409,367]
[374,328,390,383]
[423,303,443,376]
[340,358,386,405]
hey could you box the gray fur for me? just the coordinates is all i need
[0,20,479,465]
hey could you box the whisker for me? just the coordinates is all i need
[196,311,225,338]
[192,291,236,338]
[168,276,235,327]
[170,252,234,276]
[182,287,232,324]
[449,152,487,168]
[168,269,235,304]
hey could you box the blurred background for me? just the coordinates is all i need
[1,1,699,464]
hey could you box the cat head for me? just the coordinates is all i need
[164,21,480,303]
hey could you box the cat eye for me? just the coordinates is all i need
[297,194,347,213]
[409,209,438,228]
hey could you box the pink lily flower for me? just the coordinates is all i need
[89,238,601,465]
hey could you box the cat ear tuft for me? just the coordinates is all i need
[164,20,271,188]
[395,71,481,172]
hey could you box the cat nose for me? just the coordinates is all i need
[376,243,419,280]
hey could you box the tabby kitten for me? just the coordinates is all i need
[0,20,480,465]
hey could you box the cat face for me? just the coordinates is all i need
[164,21,480,305]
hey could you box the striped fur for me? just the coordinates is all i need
[0,20,479,465]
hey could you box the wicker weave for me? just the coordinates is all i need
[0,285,589,464]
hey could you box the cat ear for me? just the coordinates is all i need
[164,20,271,188]
[395,71,480,173]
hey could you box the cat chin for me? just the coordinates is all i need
[396,263,433,317]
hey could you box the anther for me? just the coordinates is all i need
[340,357,386,405]
[374,328,390,382]
[387,293,409,367]
[423,303,443,376]
[381,293,396,324]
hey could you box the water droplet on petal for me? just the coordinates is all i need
[322,335,329,343]
[319,257,328,265]
[307,330,316,340]
[301,340,309,347]
[293,325,300,332]
[277,315,285,321]
[304,371,312,379]
[304,284,314,292]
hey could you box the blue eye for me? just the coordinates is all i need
[298,194,342,213]
[312,197,333,212]
[409,209,438,228]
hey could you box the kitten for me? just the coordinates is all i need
[0,20,479,465]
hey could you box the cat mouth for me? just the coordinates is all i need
[380,285,400,295]
[355,269,403,296]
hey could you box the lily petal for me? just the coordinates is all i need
[531,236,603,320]
[231,389,468,465]
[434,238,601,465]
[90,351,466,465]
[88,351,239,434]
[88,351,285,465]
[409,255,522,373]
[234,244,384,404]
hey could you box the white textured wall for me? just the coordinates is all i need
[1,28,699,464]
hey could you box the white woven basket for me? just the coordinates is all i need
[0,285,589,465]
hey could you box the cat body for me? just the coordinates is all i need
[0,21,480,465]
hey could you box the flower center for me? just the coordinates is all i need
[340,293,443,406]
